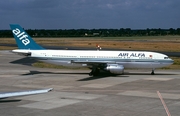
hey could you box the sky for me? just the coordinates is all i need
[0,0,179,29]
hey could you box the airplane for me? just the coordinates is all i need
[0,88,52,99]
[10,24,174,76]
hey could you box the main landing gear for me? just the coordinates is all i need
[89,67,100,76]
[151,69,155,75]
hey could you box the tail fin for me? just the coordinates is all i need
[10,24,45,50]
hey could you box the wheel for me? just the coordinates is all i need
[89,72,93,76]
[89,68,100,76]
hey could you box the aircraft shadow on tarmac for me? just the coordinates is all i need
[23,70,176,76]
[21,70,177,81]
[78,72,129,81]
[124,72,177,75]
[0,99,21,103]
[77,72,177,81]
[22,70,129,81]
[78,75,128,81]
[10,57,37,66]
[22,70,89,76]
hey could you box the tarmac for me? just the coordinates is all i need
[0,50,180,116]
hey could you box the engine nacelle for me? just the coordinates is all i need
[105,64,124,74]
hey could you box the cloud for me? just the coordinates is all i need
[0,0,179,29]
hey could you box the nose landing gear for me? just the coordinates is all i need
[151,69,155,75]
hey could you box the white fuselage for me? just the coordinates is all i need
[13,49,174,69]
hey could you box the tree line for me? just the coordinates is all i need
[0,28,180,37]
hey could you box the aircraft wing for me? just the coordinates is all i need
[0,88,53,99]
[11,49,31,56]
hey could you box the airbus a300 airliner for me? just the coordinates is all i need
[10,24,173,76]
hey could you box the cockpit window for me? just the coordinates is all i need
[164,57,169,59]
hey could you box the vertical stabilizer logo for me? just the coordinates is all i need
[12,28,30,46]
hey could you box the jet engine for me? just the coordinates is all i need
[105,64,124,74]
